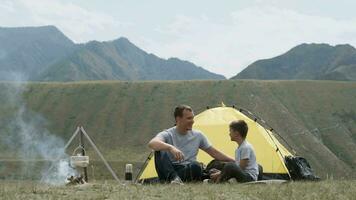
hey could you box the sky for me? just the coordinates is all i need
[1,0,356,78]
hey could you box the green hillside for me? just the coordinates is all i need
[232,43,356,81]
[0,80,355,179]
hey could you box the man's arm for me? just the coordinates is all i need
[148,137,172,151]
[203,146,235,162]
[147,137,184,161]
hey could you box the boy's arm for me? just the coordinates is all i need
[239,159,249,170]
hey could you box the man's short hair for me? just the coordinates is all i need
[174,105,193,119]
[229,120,248,138]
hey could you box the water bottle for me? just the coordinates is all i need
[125,163,133,182]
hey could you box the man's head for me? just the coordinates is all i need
[229,120,248,143]
[174,105,194,133]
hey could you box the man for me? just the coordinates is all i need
[148,105,234,184]
[210,120,259,183]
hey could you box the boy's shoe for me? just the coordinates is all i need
[170,176,184,185]
[228,178,237,184]
[203,179,212,184]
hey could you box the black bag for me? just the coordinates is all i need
[285,156,320,181]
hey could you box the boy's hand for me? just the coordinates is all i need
[210,170,221,182]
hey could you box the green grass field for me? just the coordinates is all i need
[0,180,355,200]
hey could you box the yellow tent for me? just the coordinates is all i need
[137,106,293,182]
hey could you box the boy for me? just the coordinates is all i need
[210,120,258,182]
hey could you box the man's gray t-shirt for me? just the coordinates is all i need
[235,140,259,181]
[156,126,212,164]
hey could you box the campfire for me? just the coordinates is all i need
[42,127,120,185]
[66,175,87,185]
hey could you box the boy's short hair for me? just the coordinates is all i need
[229,120,248,138]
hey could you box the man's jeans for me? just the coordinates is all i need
[154,151,202,182]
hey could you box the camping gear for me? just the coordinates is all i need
[136,105,318,183]
[285,156,320,181]
[70,146,89,168]
[42,127,120,184]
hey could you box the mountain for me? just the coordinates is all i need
[232,43,356,81]
[0,26,224,81]
[0,26,76,80]
[37,38,225,81]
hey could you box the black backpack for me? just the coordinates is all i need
[285,156,320,181]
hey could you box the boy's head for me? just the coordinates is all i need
[229,120,248,142]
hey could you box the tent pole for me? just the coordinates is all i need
[238,107,296,154]
[262,126,292,180]
[238,106,293,179]
[135,151,154,183]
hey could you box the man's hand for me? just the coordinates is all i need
[169,146,185,162]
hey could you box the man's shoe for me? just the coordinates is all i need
[170,176,184,185]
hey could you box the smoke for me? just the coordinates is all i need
[41,159,79,186]
[0,72,77,185]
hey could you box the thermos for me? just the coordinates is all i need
[125,163,133,181]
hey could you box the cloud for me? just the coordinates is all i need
[139,6,356,78]
[0,0,132,42]
[0,0,15,12]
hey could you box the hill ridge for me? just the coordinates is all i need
[0,26,225,81]
[232,43,356,81]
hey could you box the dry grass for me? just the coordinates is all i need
[0,180,355,200]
